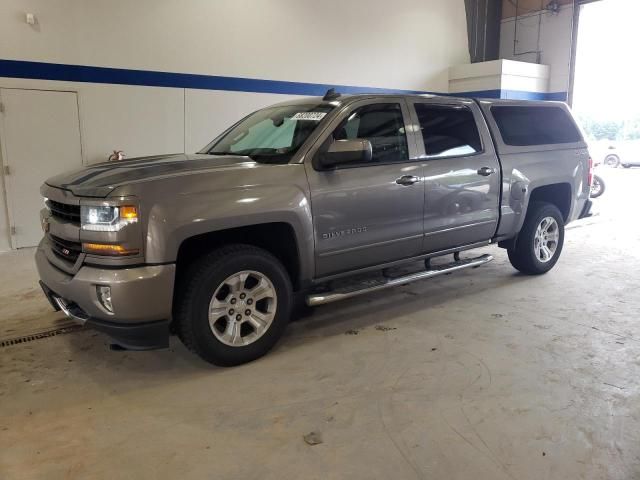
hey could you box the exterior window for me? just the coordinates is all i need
[231,117,296,152]
[332,103,409,164]
[414,104,482,158]
[491,106,582,146]
[206,103,334,163]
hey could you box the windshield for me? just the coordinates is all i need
[203,103,335,163]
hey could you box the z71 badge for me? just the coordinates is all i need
[322,227,367,240]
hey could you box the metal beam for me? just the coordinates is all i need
[465,0,502,63]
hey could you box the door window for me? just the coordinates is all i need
[414,104,482,158]
[331,103,409,164]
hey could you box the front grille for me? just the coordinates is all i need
[46,200,80,223]
[49,234,82,263]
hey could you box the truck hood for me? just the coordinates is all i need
[45,153,255,197]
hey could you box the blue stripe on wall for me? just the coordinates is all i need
[453,89,568,101]
[452,89,502,99]
[501,89,568,101]
[541,91,569,101]
[0,59,567,101]
[0,59,427,96]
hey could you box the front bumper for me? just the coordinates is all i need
[36,241,176,349]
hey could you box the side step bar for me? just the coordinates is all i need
[306,254,493,307]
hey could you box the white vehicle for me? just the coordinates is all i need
[589,142,619,167]
[618,141,640,168]
[590,141,640,168]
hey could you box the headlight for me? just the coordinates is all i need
[80,205,138,232]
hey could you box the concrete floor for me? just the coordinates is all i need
[1,168,639,479]
[0,248,76,340]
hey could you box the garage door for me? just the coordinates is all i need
[0,89,83,248]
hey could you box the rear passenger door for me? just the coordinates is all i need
[408,99,500,253]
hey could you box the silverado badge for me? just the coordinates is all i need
[322,226,367,240]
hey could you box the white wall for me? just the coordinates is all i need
[0,0,470,251]
[184,90,299,153]
[499,3,574,95]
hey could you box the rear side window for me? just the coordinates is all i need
[414,104,482,158]
[491,106,582,146]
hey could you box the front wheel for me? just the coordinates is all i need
[176,244,292,366]
[508,202,565,275]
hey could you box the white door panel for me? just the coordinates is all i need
[0,89,83,248]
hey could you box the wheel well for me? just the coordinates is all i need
[174,223,301,291]
[529,183,571,221]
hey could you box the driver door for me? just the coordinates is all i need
[304,98,425,278]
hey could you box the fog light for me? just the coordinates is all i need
[97,286,113,313]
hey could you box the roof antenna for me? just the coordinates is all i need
[323,88,341,101]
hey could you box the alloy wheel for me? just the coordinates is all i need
[208,270,277,346]
[533,217,560,263]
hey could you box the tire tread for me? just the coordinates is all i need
[507,201,564,275]
[176,244,291,365]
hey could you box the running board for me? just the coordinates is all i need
[306,254,493,307]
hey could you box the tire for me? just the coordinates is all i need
[176,244,292,366]
[590,175,605,198]
[622,164,631,169]
[507,202,565,275]
[604,154,619,168]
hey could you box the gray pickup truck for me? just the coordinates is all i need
[36,91,593,365]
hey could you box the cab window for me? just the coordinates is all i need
[414,104,482,158]
[331,103,409,164]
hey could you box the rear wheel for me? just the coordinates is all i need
[176,244,292,366]
[508,202,565,275]
[622,164,631,169]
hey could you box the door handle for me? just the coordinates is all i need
[477,166,496,176]
[395,175,420,186]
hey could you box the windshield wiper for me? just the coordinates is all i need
[206,150,289,163]
[206,151,249,157]
[247,153,291,164]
